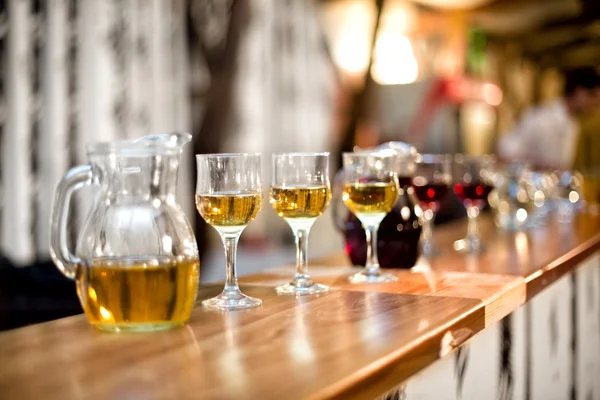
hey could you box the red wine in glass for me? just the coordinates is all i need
[412,183,449,209]
[454,181,493,207]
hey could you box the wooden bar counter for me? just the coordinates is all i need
[1,213,599,399]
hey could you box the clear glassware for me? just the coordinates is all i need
[331,145,422,269]
[195,153,263,310]
[412,154,452,257]
[452,154,496,253]
[553,170,584,221]
[49,133,200,332]
[269,153,331,295]
[342,152,400,284]
[524,169,556,226]
[488,162,535,230]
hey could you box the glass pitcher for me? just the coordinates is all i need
[49,133,199,332]
[332,142,422,269]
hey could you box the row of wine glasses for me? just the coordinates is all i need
[195,151,496,311]
[410,154,496,256]
[196,152,332,310]
[340,152,496,283]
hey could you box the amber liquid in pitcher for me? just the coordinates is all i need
[76,257,200,332]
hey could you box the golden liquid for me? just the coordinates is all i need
[195,193,262,226]
[76,257,200,330]
[342,181,398,217]
[269,185,331,219]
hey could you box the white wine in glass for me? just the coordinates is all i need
[269,153,331,295]
[195,153,263,310]
[196,193,263,227]
[342,181,398,226]
[342,152,399,284]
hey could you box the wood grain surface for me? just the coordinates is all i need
[312,213,600,300]
[241,266,525,327]
[0,285,484,400]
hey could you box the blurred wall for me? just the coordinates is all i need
[0,0,191,265]
[189,0,340,249]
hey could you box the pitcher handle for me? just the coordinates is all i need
[49,165,93,279]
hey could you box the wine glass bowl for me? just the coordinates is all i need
[412,154,452,258]
[195,153,263,310]
[269,153,331,295]
[452,154,496,253]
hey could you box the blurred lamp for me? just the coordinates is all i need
[371,0,419,85]
[372,32,418,85]
[320,0,377,85]
[321,0,418,86]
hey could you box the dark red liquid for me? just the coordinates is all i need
[412,183,449,208]
[397,176,413,188]
[342,194,421,269]
[453,182,494,203]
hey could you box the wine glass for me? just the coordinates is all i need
[342,152,399,283]
[195,153,263,309]
[452,154,496,253]
[269,153,331,295]
[412,154,452,258]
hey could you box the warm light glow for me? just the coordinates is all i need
[569,191,580,203]
[423,209,434,220]
[371,33,418,85]
[515,232,529,256]
[320,0,376,81]
[482,83,503,106]
[162,235,173,253]
[533,190,545,207]
[516,208,528,222]
[99,307,113,321]
[88,287,97,302]
[460,101,496,155]
[370,0,418,85]
[401,206,411,220]
[380,0,417,32]
[467,206,479,218]
[517,190,529,203]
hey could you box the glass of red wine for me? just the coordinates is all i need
[452,154,496,253]
[412,154,452,257]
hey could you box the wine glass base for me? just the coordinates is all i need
[348,270,398,284]
[453,238,485,254]
[202,290,262,310]
[275,282,329,296]
[421,247,441,258]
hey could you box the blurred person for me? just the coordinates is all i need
[498,67,600,170]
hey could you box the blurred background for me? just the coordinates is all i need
[0,0,599,329]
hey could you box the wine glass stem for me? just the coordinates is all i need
[221,233,241,293]
[364,224,380,274]
[292,226,312,286]
[466,205,480,242]
[421,212,435,255]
